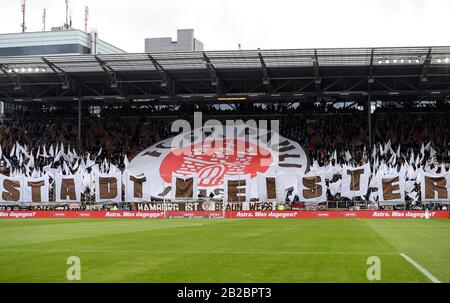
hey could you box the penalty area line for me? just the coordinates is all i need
[399,253,441,283]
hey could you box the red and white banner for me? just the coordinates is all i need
[0,211,164,219]
[0,210,448,219]
[127,125,309,200]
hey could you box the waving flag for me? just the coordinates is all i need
[430,146,437,158]
[49,145,54,157]
[9,143,15,158]
[124,154,130,169]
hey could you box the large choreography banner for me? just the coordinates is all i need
[126,125,309,200]
[2,124,450,204]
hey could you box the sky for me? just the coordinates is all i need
[0,0,449,52]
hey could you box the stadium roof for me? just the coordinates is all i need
[1,46,450,104]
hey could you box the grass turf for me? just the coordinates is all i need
[0,218,448,282]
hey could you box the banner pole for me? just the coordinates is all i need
[163,178,166,219]
[164,198,166,219]
[77,98,82,147]
[368,94,372,149]
[223,200,226,219]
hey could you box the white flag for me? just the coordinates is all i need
[49,145,54,157]
[124,154,130,168]
[9,144,15,158]
[345,151,352,162]
[430,146,437,158]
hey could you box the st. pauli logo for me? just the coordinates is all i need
[160,139,273,187]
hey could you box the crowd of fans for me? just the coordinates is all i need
[2,101,449,166]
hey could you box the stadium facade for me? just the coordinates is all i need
[145,29,204,52]
[0,28,125,115]
[0,28,125,57]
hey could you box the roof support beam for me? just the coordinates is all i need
[272,79,293,94]
[42,57,70,90]
[368,48,374,94]
[225,82,242,94]
[295,80,315,94]
[313,50,321,94]
[128,82,149,96]
[421,48,432,83]
[397,77,419,91]
[374,78,394,91]
[344,79,364,92]
[258,49,271,92]
[147,54,174,96]
[323,79,341,92]
[203,52,221,94]
[35,84,56,98]
[94,55,120,91]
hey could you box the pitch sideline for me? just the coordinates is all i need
[0,248,399,255]
[399,253,441,283]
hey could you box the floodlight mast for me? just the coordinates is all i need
[42,8,46,31]
[85,6,89,32]
[65,0,69,29]
[21,0,26,33]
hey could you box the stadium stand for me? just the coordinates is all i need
[0,48,449,211]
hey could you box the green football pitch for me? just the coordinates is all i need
[0,218,448,282]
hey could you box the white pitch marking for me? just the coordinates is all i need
[399,253,441,283]
[0,249,398,255]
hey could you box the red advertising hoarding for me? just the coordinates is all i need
[0,210,448,219]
